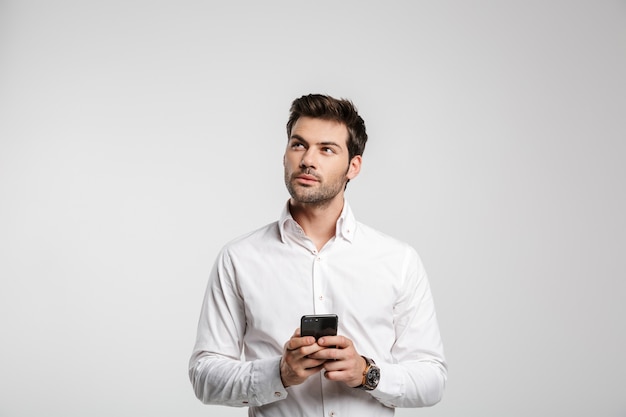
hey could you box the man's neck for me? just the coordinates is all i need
[289,196,344,251]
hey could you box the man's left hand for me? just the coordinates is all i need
[309,335,366,388]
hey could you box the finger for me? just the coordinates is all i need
[320,357,346,372]
[285,334,316,352]
[318,335,350,348]
[302,358,326,370]
[323,369,351,382]
[304,343,329,358]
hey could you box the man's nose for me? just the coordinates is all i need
[300,148,317,169]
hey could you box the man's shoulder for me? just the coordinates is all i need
[354,222,425,275]
[355,221,416,253]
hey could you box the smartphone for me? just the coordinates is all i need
[300,314,338,340]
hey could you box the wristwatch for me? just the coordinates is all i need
[358,356,380,390]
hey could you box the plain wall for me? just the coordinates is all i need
[1,1,625,416]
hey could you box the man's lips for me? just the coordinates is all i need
[295,174,319,184]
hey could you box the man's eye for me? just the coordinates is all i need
[322,147,335,154]
[291,143,304,149]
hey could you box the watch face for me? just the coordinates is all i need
[367,367,380,387]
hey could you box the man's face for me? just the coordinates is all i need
[283,116,361,206]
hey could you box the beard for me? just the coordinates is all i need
[284,167,348,206]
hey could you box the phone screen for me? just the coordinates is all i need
[301,314,338,340]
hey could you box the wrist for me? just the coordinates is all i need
[356,356,380,391]
[350,356,367,387]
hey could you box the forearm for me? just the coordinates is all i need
[368,247,447,407]
[190,248,292,406]
[372,359,447,408]
[189,352,287,407]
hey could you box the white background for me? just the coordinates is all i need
[1,1,625,416]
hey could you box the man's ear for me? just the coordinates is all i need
[346,155,362,180]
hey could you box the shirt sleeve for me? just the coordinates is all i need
[370,247,448,407]
[188,248,288,407]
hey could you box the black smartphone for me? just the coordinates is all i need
[300,314,338,340]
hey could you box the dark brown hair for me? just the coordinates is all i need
[286,94,368,160]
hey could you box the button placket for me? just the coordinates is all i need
[312,252,322,312]
[312,249,330,313]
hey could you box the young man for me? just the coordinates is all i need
[189,94,447,416]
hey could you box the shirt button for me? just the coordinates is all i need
[274,392,282,397]
[318,295,324,301]
[329,412,336,417]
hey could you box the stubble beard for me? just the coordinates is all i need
[284,168,348,207]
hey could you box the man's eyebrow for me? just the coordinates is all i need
[289,134,307,143]
[319,141,342,149]
[290,135,343,149]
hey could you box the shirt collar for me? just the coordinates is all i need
[278,199,357,244]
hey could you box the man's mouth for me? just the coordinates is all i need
[295,173,320,184]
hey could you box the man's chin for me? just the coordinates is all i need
[287,184,315,198]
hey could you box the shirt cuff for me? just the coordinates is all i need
[369,363,403,406]
[251,356,288,405]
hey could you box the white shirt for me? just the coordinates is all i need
[189,201,447,417]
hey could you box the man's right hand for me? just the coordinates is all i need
[280,328,327,387]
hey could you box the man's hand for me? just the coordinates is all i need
[311,335,367,388]
[280,328,327,387]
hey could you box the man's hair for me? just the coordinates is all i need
[286,94,368,160]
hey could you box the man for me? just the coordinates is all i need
[189,94,447,416]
